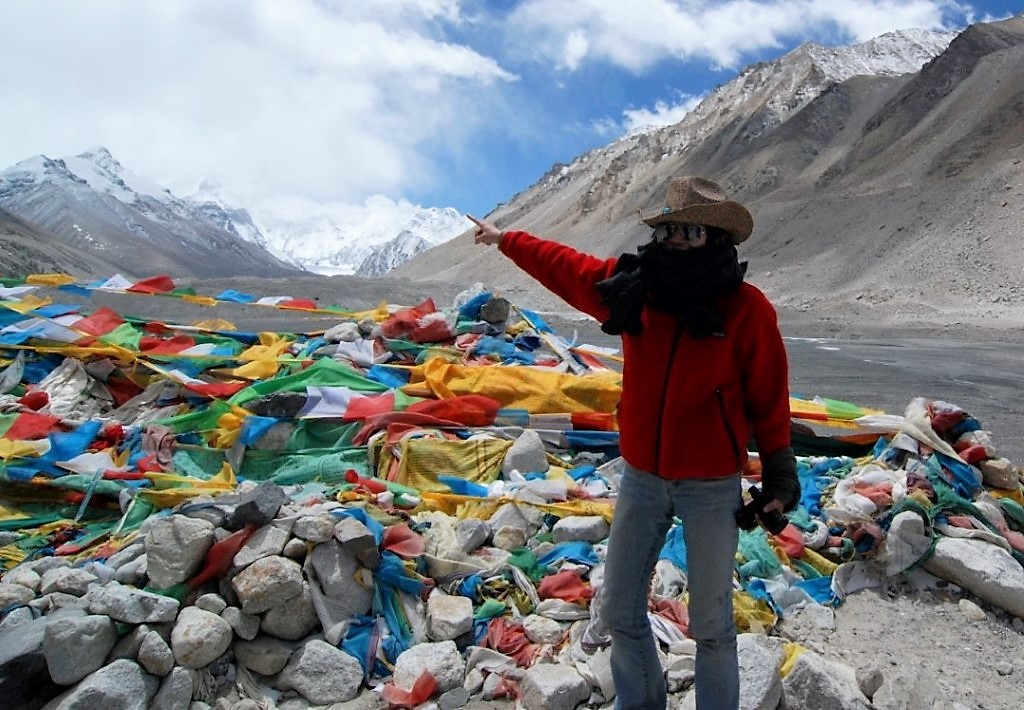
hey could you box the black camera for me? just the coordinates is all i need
[595,268,646,335]
[735,485,788,535]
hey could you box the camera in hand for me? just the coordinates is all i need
[735,485,788,535]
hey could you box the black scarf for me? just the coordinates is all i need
[597,240,747,338]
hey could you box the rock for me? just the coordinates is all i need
[523,614,565,645]
[427,591,474,641]
[308,540,373,618]
[872,666,945,709]
[3,566,41,592]
[782,651,869,709]
[113,554,147,585]
[38,567,98,597]
[856,665,885,700]
[277,639,363,704]
[261,582,320,640]
[333,516,382,569]
[221,606,260,641]
[86,581,180,624]
[171,606,234,669]
[978,457,1019,489]
[438,685,471,709]
[0,605,33,633]
[138,630,175,676]
[224,482,287,529]
[281,537,309,560]
[958,598,988,622]
[552,515,610,544]
[232,524,290,568]
[194,593,227,615]
[488,502,531,536]
[292,513,336,542]
[0,581,36,608]
[519,662,590,710]
[46,659,159,709]
[665,653,695,693]
[995,661,1014,676]
[151,666,194,710]
[923,537,1024,617]
[393,640,465,693]
[234,635,293,676]
[876,511,933,575]
[30,591,91,614]
[103,542,145,571]
[0,612,74,708]
[145,515,215,588]
[455,518,490,553]
[107,624,154,662]
[492,526,528,550]
[502,429,548,476]
[737,633,784,710]
[43,614,117,685]
[231,555,304,615]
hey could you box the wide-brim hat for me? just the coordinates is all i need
[641,176,753,243]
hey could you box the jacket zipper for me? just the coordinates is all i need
[653,321,685,475]
[715,388,742,469]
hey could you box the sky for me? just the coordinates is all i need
[1,0,1021,221]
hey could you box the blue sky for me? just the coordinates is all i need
[0,1,1020,221]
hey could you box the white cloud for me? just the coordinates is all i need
[622,93,704,133]
[0,0,514,208]
[507,0,972,71]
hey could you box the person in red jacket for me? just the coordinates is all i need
[469,175,799,710]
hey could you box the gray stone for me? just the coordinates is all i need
[737,632,785,710]
[106,624,153,662]
[23,557,71,576]
[924,537,1024,617]
[282,537,309,560]
[86,581,180,623]
[502,428,548,476]
[782,651,869,709]
[194,593,227,615]
[455,518,491,553]
[261,582,321,640]
[488,502,531,537]
[665,653,695,693]
[552,515,610,544]
[47,659,159,709]
[292,514,336,543]
[309,540,373,618]
[278,639,362,704]
[492,525,528,550]
[3,566,41,592]
[221,606,260,641]
[333,516,382,568]
[113,554,147,585]
[231,555,304,615]
[138,630,175,676]
[30,591,91,613]
[224,481,287,529]
[978,457,1019,489]
[872,666,945,709]
[103,541,145,571]
[234,635,293,676]
[959,598,988,622]
[427,591,474,641]
[145,515,216,589]
[519,662,590,710]
[0,604,33,633]
[393,640,465,693]
[233,524,291,568]
[38,565,97,598]
[856,665,885,700]
[0,581,35,608]
[171,606,234,669]
[151,666,194,710]
[0,613,73,707]
[439,686,471,709]
[523,614,565,645]
[43,613,118,685]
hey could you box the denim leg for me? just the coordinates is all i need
[602,463,674,710]
[672,475,742,710]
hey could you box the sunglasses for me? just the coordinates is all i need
[652,222,707,246]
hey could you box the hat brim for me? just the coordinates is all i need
[642,200,753,243]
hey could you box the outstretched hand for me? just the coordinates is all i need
[467,215,504,246]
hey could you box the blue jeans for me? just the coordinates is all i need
[602,462,741,709]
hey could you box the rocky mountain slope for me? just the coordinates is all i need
[396,17,1024,335]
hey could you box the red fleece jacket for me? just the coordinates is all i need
[499,230,792,479]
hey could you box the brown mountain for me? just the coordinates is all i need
[396,16,1024,336]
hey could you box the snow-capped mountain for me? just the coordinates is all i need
[249,196,468,276]
[0,148,468,279]
[0,147,301,279]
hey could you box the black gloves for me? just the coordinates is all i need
[760,446,800,512]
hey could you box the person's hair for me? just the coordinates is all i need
[706,226,732,244]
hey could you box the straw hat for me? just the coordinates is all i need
[642,176,753,243]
